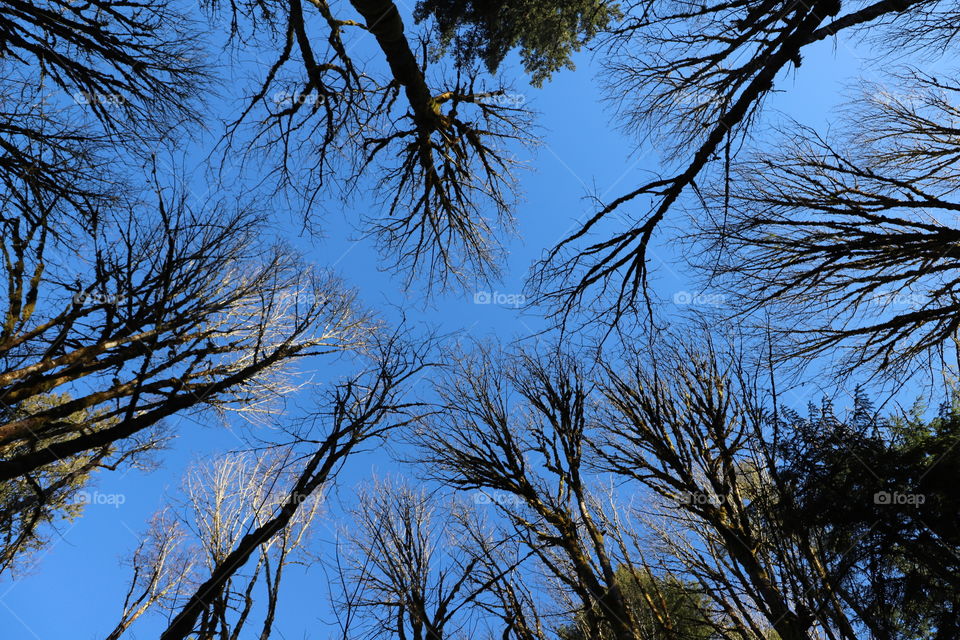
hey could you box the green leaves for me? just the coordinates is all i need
[415,0,620,86]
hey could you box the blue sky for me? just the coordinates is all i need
[0,5,886,638]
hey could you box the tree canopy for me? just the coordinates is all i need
[1,1,959,639]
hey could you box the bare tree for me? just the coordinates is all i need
[0,184,369,483]
[532,0,946,325]
[157,334,432,640]
[406,339,889,639]
[106,510,198,640]
[694,72,960,374]
[0,0,397,590]
[591,337,865,640]
[0,0,209,256]
[338,476,734,640]
[108,449,323,640]
[0,0,206,135]
[412,344,646,640]
[336,478,536,640]
[208,0,534,289]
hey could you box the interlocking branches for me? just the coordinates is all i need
[212,0,533,290]
[0,184,370,483]
[411,337,902,638]
[592,338,861,639]
[0,0,207,136]
[159,335,431,640]
[698,73,960,372]
[533,0,931,327]
[0,0,210,266]
[358,80,531,289]
[337,479,534,640]
[414,344,643,640]
[210,0,367,203]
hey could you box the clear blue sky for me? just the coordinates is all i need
[0,4,877,638]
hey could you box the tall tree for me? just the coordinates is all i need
[0,1,370,500]
[530,0,950,329]
[207,0,535,289]
[697,73,960,373]
[107,449,323,640]
[158,335,430,640]
[772,393,960,639]
[411,339,932,639]
[0,193,367,484]
[413,344,643,640]
[336,479,533,640]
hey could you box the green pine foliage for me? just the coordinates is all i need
[0,394,108,574]
[414,0,620,85]
[557,566,720,640]
[772,392,960,639]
